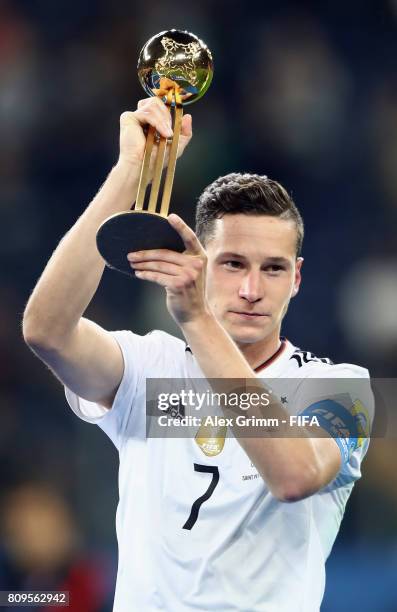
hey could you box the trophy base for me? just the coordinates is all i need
[96,211,185,277]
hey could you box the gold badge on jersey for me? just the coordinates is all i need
[195,423,227,457]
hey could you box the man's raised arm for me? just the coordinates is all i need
[22,98,192,408]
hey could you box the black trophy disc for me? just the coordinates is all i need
[96,211,185,277]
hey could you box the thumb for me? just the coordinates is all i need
[177,114,192,159]
[181,114,192,138]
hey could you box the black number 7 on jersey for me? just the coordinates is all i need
[183,464,220,530]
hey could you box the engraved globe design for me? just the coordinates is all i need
[137,29,213,105]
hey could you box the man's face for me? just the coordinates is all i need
[204,214,303,347]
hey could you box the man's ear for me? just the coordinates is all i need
[292,257,304,297]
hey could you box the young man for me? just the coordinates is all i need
[23,97,372,611]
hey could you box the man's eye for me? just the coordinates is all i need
[224,260,242,269]
[265,265,284,274]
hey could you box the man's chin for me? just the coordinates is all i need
[223,324,270,346]
[233,334,267,346]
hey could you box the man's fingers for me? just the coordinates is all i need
[181,114,192,138]
[137,96,169,118]
[130,260,181,276]
[127,249,204,269]
[134,270,198,291]
[134,270,170,287]
[137,98,152,109]
[133,97,173,138]
[127,249,182,264]
[175,114,193,159]
[131,102,192,150]
[133,110,172,139]
[167,214,204,254]
[137,100,191,136]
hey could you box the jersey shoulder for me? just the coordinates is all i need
[287,346,369,378]
[116,328,186,352]
[111,328,188,375]
[148,329,187,351]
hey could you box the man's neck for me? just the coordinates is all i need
[237,333,282,370]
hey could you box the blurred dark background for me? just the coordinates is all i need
[1,0,397,610]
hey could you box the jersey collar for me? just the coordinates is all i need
[185,337,296,376]
[253,338,287,373]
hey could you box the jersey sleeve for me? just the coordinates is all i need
[295,364,374,485]
[64,329,182,449]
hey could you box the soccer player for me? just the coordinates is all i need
[23,97,373,611]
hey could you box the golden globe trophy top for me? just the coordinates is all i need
[96,29,213,276]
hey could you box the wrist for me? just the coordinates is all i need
[180,310,217,334]
[115,157,142,179]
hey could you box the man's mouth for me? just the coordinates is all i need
[229,311,269,319]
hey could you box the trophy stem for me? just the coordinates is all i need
[148,131,168,213]
[135,126,155,211]
[134,90,184,218]
[160,103,183,217]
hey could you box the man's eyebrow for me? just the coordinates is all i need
[217,252,291,266]
[262,256,291,266]
[216,251,246,260]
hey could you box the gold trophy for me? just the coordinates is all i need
[96,29,213,276]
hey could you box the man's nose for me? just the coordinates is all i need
[238,271,263,302]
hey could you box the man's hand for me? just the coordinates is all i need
[118,97,193,175]
[127,214,209,325]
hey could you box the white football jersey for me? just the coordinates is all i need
[65,331,373,612]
